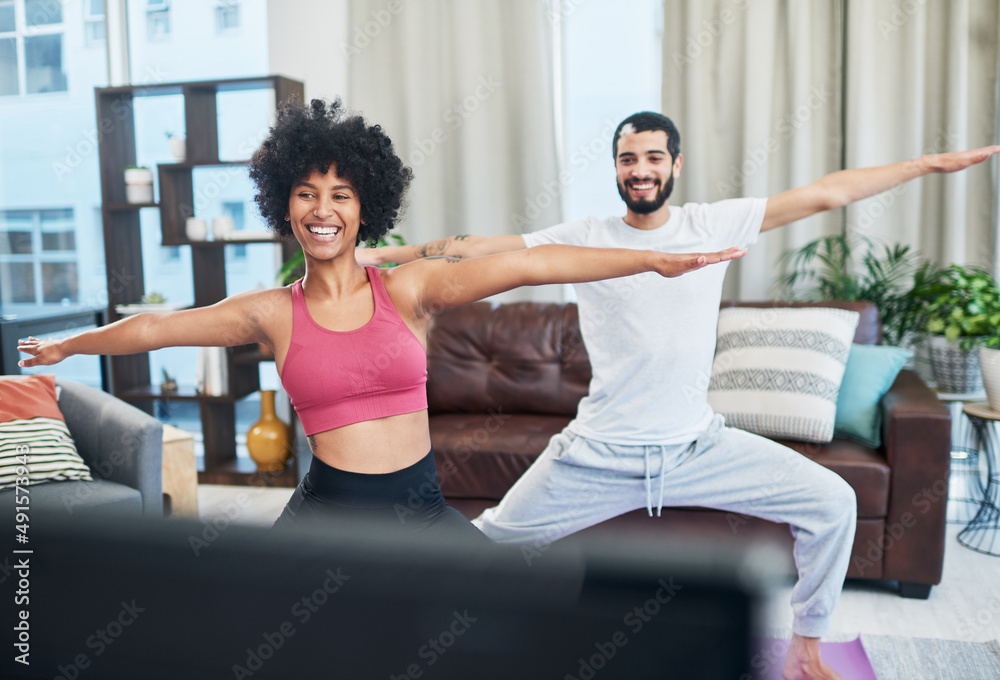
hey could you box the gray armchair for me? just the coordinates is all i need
[0,379,163,518]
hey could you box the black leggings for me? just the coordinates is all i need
[273,450,487,542]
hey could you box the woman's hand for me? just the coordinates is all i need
[17,336,70,368]
[652,246,747,277]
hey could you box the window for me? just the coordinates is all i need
[0,209,78,307]
[84,0,104,44]
[0,0,67,96]
[146,0,169,40]
[222,201,246,261]
[215,0,239,33]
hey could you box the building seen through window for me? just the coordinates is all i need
[0,0,68,96]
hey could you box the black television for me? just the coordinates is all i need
[1,512,782,679]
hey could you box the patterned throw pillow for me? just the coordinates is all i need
[707,307,861,443]
[0,374,92,490]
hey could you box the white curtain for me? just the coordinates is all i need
[843,0,998,270]
[347,0,562,249]
[662,0,844,300]
[663,0,1000,300]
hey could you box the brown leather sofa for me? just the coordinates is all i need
[426,300,952,599]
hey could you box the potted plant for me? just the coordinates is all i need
[275,233,408,287]
[124,165,154,204]
[775,233,923,346]
[166,131,186,162]
[908,264,1000,394]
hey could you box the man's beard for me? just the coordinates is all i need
[617,174,674,214]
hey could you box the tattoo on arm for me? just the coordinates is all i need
[417,236,471,259]
[417,240,449,258]
[425,256,462,264]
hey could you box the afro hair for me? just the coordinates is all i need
[248,98,413,245]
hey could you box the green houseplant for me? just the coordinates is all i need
[908,264,1000,394]
[775,234,923,346]
[275,233,408,287]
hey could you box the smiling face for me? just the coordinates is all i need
[286,165,362,259]
[615,130,682,217]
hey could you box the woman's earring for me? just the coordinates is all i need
[284,216,290,221]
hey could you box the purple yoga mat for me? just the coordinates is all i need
[750,636,877,680]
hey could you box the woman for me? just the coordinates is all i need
[18,99,745,539]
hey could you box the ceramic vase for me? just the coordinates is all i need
[246,390,290,472]
[980,347,1000,411]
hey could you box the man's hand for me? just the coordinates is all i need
[17,336,69,368]
[924,145,1000,174]
[652,246,747,278]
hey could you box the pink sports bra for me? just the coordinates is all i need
[280,266,428,436]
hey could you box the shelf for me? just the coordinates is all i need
[119,384,258,403]
[106,202,159,211]
[158,159,249,168]
[162,238,279,247]
[196,456,298,488]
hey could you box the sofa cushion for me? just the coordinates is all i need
[835,344,912,448]
[776,438,890,518]
[431,413,571,499]
[0,479,142,517]
[708,307,860,443]
[427,302,590,417]
[0,374,93,491]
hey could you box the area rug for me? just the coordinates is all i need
[750,634,1000,680]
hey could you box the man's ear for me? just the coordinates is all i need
[673,153,684,177]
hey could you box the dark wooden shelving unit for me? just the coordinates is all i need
[95,75,304,487]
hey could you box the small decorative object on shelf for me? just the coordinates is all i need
[246,390,291,472]
[185,217,208,241]
[212,215,234,240]
[160,368,178,393]
[166,132,186,162]
[124,166,154,204]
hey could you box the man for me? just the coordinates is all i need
[358,112,999,680]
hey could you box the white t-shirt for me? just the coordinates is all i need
[522,198,767,445]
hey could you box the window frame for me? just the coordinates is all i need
[0,0,66,98]
[0,208,79,307]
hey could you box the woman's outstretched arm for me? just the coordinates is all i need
[17,289,280,368]
[387,244,746,317]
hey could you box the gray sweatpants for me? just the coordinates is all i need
[472,414,857,637]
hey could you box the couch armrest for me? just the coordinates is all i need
[57,380,163,518]
[879,370,951,585]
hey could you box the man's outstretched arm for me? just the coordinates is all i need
[357,234,527,266]
[761,145,1000,232]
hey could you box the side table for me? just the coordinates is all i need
[936,390,987,523]
[162,424,199,518]
[957,403,1000,556]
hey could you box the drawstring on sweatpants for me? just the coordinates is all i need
[643,447,668,517]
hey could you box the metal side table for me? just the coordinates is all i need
[958,403,1000,556]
